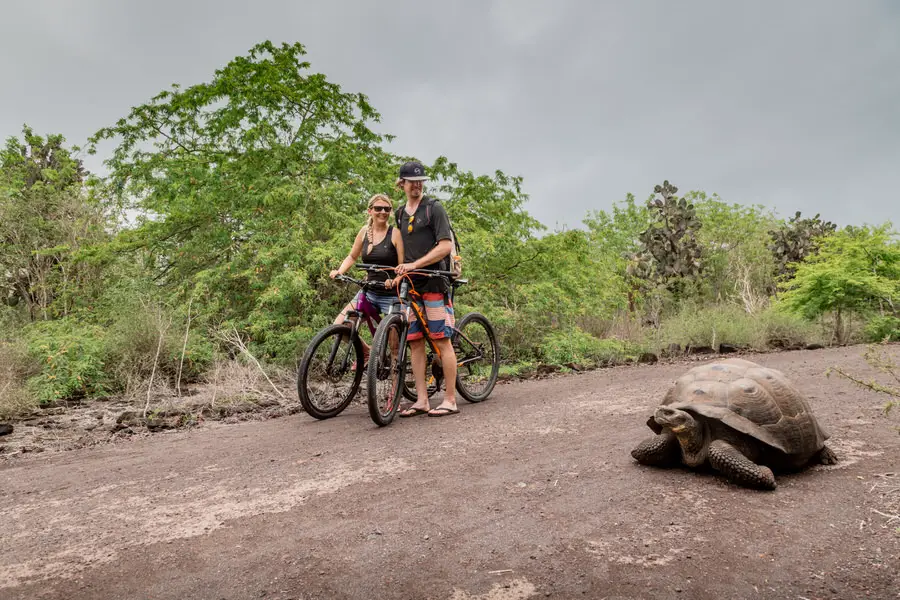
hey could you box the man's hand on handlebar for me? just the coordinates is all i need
[395,263,417,276]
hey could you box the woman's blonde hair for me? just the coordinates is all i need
[366,194,393,245]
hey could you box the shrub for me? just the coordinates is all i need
[0,305,28,342]
[498,361,537,379]
[864,315,900,343]
[473,305,548,364]
[0,341,39,418]
[657,303,759,350]
[776,224,899,344]
[170,330,216,383]
[103,302,215,393]
[23,319,109,403]
[655,303,821,352]
[827,342,899,417]
[755,307,822,349]
[540,329,630,367]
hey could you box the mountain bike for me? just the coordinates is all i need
[296,271,388,420]
[366,268,501,427]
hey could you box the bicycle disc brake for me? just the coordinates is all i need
[431,360,444,381]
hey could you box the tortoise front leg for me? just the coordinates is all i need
[708,439,776,490]
[631,431,681,467]
[816,444,838,465]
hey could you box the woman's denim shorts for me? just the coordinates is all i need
[353,290,399,317]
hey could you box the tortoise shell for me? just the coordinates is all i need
[647,358,830,456]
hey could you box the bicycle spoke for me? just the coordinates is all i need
[367,315,406,426]
[454,313,500,403]
[298,325,363,419]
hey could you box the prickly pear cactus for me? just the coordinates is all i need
[768,211,836,278]
[635,181,704,291]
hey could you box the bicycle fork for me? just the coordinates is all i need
[330,310,361,376]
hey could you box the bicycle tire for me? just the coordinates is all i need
[454,312,500,403]
[366,313,406,426]
[297,324,363,419]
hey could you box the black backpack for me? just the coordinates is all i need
[396,197,462,278]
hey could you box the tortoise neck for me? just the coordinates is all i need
[675,419,708,467]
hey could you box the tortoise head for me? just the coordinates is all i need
[654,406,695,433]
[654,406,708,466]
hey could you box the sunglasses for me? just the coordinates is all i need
[370,206,392,213]
[407,214,415,233]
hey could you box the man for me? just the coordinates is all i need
[394,160,459,417]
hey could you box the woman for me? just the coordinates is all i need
[330,193,404,361]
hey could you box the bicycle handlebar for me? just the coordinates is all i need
[357,264,455,278]
[334,273,387,291]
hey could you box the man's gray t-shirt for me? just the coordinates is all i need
[397,197,452,293]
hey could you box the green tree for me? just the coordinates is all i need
[90,40,546,361]
[583,193,651,314]
[689,191,778,311]
[0,126,111,321]
[89,41,400,356]
[426,158,542,300]
[778,224,900,344]
[583,193,650,262]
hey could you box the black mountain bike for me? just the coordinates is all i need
[366,268,501,427]
[296,271,387,420]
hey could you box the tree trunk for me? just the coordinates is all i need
[834,307,843,345]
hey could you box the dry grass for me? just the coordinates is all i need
[868,473,900,533]
[0,381,35,421]
[602,311,648,346]
[198,358,293,406]
[0,342,38,420]
[0,354,300,457]
[831,343,900,533]
[130,356,297,427]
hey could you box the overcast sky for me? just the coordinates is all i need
[2,0,898,230]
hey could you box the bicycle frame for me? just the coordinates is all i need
[384,272,485,381]
[334,274,381,325]
[363,264,499,424]
[326,274,387,375]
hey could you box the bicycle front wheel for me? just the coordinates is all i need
[367,313,406,426]
[454,312,500,403]
[297,324,363,419]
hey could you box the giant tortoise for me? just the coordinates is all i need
[630,358,837,490]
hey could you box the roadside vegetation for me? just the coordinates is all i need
[2,41,898,424]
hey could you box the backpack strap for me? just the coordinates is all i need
[396,198,436,229]
[429,198,460,253]
[425,197,434,226]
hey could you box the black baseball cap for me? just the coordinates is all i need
[398,161,429,181]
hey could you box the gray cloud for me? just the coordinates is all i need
[2,0,898,229]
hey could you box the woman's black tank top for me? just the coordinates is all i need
[362,226,398,294]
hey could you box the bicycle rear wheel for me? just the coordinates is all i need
[401,341,440,402]
[366,313,406,426]
[454,312,500,403]
[297,324,363,419]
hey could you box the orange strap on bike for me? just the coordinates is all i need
[393,272,420,303]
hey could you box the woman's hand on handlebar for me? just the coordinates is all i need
[329,269,341,279]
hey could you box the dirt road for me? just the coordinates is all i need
[2,347,898,599]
